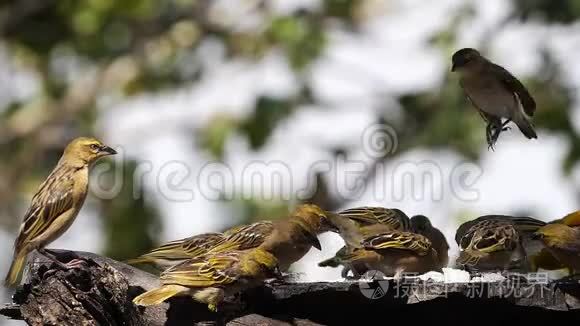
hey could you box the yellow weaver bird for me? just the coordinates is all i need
[132,248,280,311]
[127,221,274,270]
[5,137,117,286]
[126,233,227,270]
[319,207,411,277]
[321,213,445,278]
[534,223,580,274]
[128,203,330,272]
[256,204,331,271]
[456,219,528,272]
[332,230,440,278]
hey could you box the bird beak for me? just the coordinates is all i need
[100,145,117,155]
[305,231,322,250]
[321,215,339,233]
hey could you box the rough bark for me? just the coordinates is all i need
[1,250,580,325]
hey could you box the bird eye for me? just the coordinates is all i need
[90,144,100,151]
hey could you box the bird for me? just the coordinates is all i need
[533,223,580,274]
[456,219,529,272]
[132,248,280,311]
[318,207,411,277]
[529,211,580,272]
[256,204,332,271]
[451,48,537,149]
[455,215,546,246]
[128,204,330,273]
[326,229,441,278]
[410,215,449,269]
[5,137,117,286]
[126,221,275,270]
[126,233,227,270]
[325,206,411,248]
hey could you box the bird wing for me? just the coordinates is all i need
[15,165,76,250]
[459,81,502,123]
[160,252,241,287]
[338,207,410,230]
[145,233,226,260]
[211,221,274,253]
[361,231,432,256]
[463,222,519,253]
[456,215,545,246]
[491,63,536,117]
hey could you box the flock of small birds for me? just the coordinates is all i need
[3,49,576,313]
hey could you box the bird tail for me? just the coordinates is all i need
[5,251,27,286]
[515,117,537,139]
[133,285,188,306]
[125,257,150,266]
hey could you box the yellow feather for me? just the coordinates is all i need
[133,284,188,306]
[4,250,28,286]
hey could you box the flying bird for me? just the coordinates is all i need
[451,48,537,149]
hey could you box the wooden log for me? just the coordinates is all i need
[1,250,580,325]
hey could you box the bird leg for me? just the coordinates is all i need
[36,248,70,270]
[487,119,505,150]
[501,119,512,131]
[37,249,88,270]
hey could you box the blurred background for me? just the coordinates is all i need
[1,0,580,322]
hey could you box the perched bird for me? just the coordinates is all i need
[325,207,411,248]
[127,221,275,270]
[325,229,441,278]
[132,248,280,311]
[319,207,411,277]
[530,211,580,272]
[319,211,446,278]
[128,204,329,273]
[410,215,449,268]
[456,219,529,272]
[256,204,331,271]
[451,48,537,149]
[210,220,275,253]
[533,224,580,274]
[455,215,546,246]
[5,137,117,286]
[126,233,227,270]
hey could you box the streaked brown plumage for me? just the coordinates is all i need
[534,223,580,274]
[321,213,445,277]
[452,48,537,149]
[326,207,411,248]
[338,230,440,277]
[456,219,528,271]
[128,204,330,273]
[5,137,117,286]
[127,221,276,270]
[126,233,227,270]
[132,248,280,311]
[319,207,411,277]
